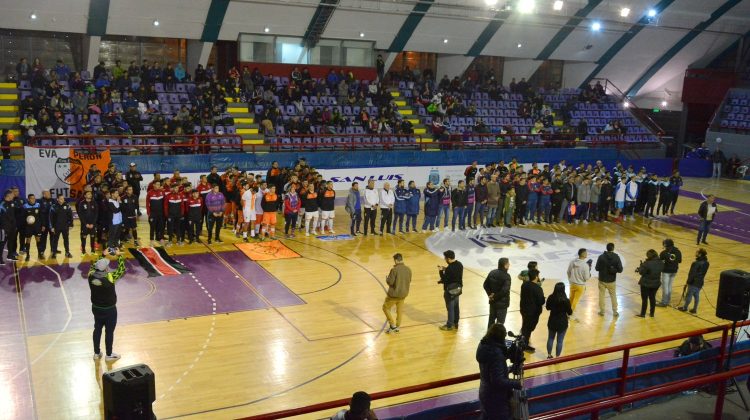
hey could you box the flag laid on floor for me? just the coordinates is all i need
[128,247,191,277]
[235,240,301,261]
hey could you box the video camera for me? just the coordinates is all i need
[506,331,527,377]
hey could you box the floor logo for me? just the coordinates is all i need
[424,227,620,281]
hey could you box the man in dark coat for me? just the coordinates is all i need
[520,269,545,352]
[484,257,512,328]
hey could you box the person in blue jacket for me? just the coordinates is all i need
[422,181,440,232]
[394,180,410,234]
[405,181,421,233]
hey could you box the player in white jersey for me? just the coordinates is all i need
[241,186,257,241]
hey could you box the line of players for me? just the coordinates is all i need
[143,168,339,244]
[0,187,75,263]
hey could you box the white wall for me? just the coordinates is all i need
[436,54,474,79]
[502,59,543,86]
[563,62,598,89]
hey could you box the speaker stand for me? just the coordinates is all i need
[726,321,750,411]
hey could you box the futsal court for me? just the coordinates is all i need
[3,177,749,419]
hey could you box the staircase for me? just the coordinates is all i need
[388,88,431,147]
[0,82,21,158]
[226,98,265,152]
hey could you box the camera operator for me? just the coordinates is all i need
[476,323,522,420]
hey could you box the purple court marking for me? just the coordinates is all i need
[0,262,35,420]
[656,190,750,244]
[219,250,305,307]
[16,251,302,336]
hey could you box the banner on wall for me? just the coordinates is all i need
[136,162,548,194]
[24,147,111,199]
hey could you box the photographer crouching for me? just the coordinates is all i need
[476,323,523,419]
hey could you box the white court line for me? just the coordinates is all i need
[11,263,73,380]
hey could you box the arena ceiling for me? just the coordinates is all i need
[0,0,748,104]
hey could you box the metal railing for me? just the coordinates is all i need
[592,78,666,137]
[240,320,750,420]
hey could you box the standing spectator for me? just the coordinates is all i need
[520,269,545,352]
[559,176,576,224]
[697,194,717,245]
[0,190,15,264]
[146,180,166,246]
[106,190,123,253]
[464,161,478,184]
[363,180,378,236]
[484,258,511,328]
[438,250,463,331]
[567,248,591,316]
[330,391,377,420]
[1,129,11,160]
[49,195,74,258]
[405,181,420,233]
[421,181,440,232]
[667,170,683,215]
[711,146,725,178]
[657,239,682,307]
[383,253,412,334]
[474,176,488,227]
[16,57,30,80]
[451,180,468,231]
[89,250,127,362]
[205,184,226,244]
[77,190,98,254]
[376,54,385,82]
[476,323,522,419]
[636,249,664,318]
[283,188,300,238]
[435,179,452,231]
[679,248,709,314]
[486,174,500,227]
[393,180,409,233]
[546,282,573,359]
[125,163,143,215]
[595,243,623,317]
[345,182,362,236]
[379,182,395,235]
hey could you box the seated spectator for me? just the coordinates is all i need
[78,114,92,134]
[21,114,38,140]
[174,63,186,82]
[93,61,107,81]
[111,60,126,80]
[53,59,71,81]
[72,90,88,114]
[330,391,377,420]
[291,66,302,84]
[474,119,489,134]
[94,73,111,90]
[16,57,30,81]
[577,119,588,139]
[194,64,206,84]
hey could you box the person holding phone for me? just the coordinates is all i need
[438,250,463,331]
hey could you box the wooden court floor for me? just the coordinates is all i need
[3,178,750,420]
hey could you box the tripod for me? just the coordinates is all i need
[508,332,530,420]
[724,321,750,411]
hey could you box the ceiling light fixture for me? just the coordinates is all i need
[485,0,499,6]
[620,7,630,17]
[359,32,365,38]
[623,101,630,108]
[153,19,160,26]
[264,26,270,33]
[517,43,523,48]
[443,38,449,44]
[661,100,667,107]
[647,9,657,17]
[591,21,601,31]
[553,0,563,10]
[30,13,37,20]
[517,0,536,14]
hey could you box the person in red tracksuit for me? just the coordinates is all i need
[186,190,203,243]
[165,184,185,245]
[196,175,211,236]
[146,180,166,245]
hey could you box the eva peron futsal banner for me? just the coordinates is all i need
[24,146,111,200]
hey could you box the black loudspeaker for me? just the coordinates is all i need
[102,364,156,420]
[716,270,750,321]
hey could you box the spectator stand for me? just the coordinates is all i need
[716,88,750,133]
[0,82,22,158]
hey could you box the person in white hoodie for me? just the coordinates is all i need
[567,248,591,315]
[379,182,396,235]
[363,180,379,236]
